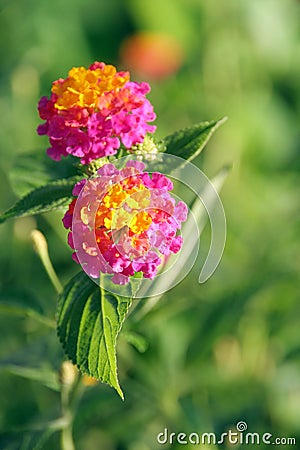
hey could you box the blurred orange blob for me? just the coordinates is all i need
[120,32,184,80]
[82,374,99,386]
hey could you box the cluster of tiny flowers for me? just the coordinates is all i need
[62,161,188,285]
[37,62,156,164]
[129,134,159,161]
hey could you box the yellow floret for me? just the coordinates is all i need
[129,211,152,234]
[52,65,129,110]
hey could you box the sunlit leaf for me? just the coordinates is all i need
[57,272,132,399]
[0,176,81,224]
[162,117,227,162]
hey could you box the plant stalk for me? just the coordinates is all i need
[31,229,62,294]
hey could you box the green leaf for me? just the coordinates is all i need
[0,288,55,327]
[0,176,81,224]
[20,429,58,450]
[57,272,132,399]
[9,151,79,197]
[0,301,55,328]
[0,364,60,391]
[3,428,58,450]
[122,331,148,353]
[162,117,227,162]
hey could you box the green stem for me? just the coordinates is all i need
[60,363,80,450]
[61,423,75,450]
[31,229,62,294]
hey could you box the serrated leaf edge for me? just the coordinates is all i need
[56,272,132,400]
[0,175,81,224]
[163,116,228,162]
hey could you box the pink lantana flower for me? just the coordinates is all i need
[37,62,156,164]
[62,161,188,285]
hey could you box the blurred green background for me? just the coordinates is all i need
[0,0,300,449]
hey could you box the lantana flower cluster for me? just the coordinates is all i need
[37,62,156,164]
[62,161,187,285]
[37,62,187,285]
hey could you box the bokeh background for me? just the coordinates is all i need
[0,0,300,449]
